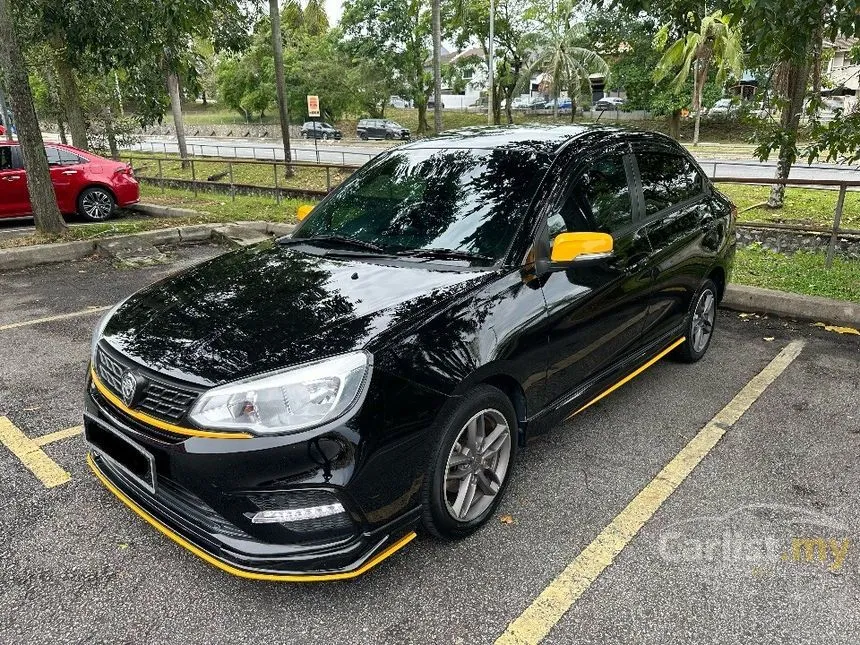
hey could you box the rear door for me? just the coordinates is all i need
[0,145,31,217]
[46,146,87,213]
[538,141,653,410]
[630,142,712,345]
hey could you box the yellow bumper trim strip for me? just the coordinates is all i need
[87,453,417,582]
[90,367,251,440]
[568,337,686,419]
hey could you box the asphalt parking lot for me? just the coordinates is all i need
[1,245,858,645]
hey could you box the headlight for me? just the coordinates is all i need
[189,351,372,436]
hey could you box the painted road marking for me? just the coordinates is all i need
[0,417,73,487]
[496,340,805,645]
[0,306,110,332]
[34,425,83,447]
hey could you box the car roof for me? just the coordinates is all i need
[399,124,623,155]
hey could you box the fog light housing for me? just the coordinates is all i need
[251,503,345,524]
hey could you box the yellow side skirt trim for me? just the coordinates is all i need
[87,453,417,582]
[567,337,686,419]
[90,367,251,440]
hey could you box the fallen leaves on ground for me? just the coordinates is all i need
[500,514,515,525]
[812,322,860,335]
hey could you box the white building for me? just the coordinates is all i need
[824,37,859,112]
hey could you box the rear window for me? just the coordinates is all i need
[45,146,85,166]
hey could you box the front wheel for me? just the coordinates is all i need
[673,279,718,363]
[384,132,394,140]
[421,385,518,539]
[77,186,116,222]
[359,132,369,141]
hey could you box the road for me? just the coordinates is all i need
[121,135,860,182]
[1,244,859,644]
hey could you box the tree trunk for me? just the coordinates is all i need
[0,0,66,234]
[768,59,810,209]
[417,103,429,134]
[58,117,68,145]
[270,0,293,175]
[669,109,681,140]
[105,107,119,160]
[51,35,88,150]
[166,71,189,168]
[0,79,12,141]
[432,0,442,135]
[692,59,709,146]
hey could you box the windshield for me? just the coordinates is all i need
[292,147,550,262]
[385,121,402,128]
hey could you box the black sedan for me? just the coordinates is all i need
[84,125,736,580]
[300,121,342,140]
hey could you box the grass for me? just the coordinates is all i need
[717,183,860,230]
[733,245,860,302]
[0,186,307,250]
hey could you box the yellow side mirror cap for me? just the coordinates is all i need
[550,232,614,263]
[296,204,314,221]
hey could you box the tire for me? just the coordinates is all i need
[360,132,369,141]
[77,186,115,222]
[420,385,518,539]
[673,278,718,363]
[384,132,394,140]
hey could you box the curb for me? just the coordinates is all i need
[0,221,295,272]
[722,284,860,328]
[127,203,205,218]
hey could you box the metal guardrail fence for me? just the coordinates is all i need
[126,154,857,268]
[129,140,375,165]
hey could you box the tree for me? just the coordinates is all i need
[432,0,442,134]
[653,10,743,146]
[0,0,65,234]
[526,0,609,121]
[270,0,292,173]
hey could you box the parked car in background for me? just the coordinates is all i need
[524,97,548,110]
[427,97,445,109]
[545,98,573,113]
[356,118,411,141]
[0,142,138,221]
[706,98,738,118]
[594,97,626,111]
[389,95,410,109]
[0,124,4,136]
[300,121,343,140]
[509,96,531,110]
[84,125,735,579]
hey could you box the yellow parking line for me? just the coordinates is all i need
[496,340,805,645]
[0,306,111,332]
[34,425,83,447]
[0,416,71,487]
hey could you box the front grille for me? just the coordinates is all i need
[95,346,201,423]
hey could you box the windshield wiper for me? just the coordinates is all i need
[279,235,388,254]
[395,248,494,263]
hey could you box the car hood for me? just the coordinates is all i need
[103,243,491,386]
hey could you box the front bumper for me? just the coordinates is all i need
[88,451,415,581]
[84,372,424,580]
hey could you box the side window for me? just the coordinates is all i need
[45,146,62,166]
[552,153,632,236]
[637,152,703,216]
[0,147,13,171]
[58,149,83,165]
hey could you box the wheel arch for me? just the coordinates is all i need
[707,265,726,303]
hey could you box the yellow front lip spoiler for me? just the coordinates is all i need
[87,453,417,582]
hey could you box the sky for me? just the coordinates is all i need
[324,0,344,25]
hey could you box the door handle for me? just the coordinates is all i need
[2,175,21,181]
[62,170,79,175]
[623,252,650,275]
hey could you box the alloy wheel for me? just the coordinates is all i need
[81,190,113,220]
[443,408,512,522]
[691,289,716,353]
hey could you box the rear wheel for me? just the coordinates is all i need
[421,385,518,539]
[360,132,369,141]
[77,186,115,222]
[673,279,718,363]
[385,132,394,140]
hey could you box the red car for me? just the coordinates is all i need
[0,142,139,221]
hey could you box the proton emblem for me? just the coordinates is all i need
[120,371,138,406]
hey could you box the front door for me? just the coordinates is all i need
[0,146,30,217]
[539,147,652,414]
[46,145,86,213]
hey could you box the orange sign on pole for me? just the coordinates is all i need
[307,95,320,118]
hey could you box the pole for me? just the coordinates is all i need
[825,184,847,269]
[270,0,293,175]
[313,117,319,163]
[487,0,495,127]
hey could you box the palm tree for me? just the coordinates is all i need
[432,0,442,134]
[526,8,608,122]
[653,10,743,146]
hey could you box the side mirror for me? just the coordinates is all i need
[296,204,314,222]
[549,232,614,265]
